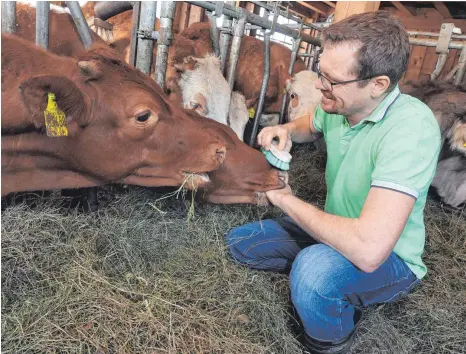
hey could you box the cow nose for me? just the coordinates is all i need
[215,146,227,163]
[278,170,289,186]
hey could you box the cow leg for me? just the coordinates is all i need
[61,187,99,213]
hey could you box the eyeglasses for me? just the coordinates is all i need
[316,65,373,92]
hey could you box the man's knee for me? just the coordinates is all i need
[290,244,346,304]
[225,220,271,265]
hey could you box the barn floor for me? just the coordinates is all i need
[2,143,465,354]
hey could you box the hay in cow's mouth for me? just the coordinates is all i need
[2,143,465,354]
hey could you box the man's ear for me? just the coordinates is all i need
[372,75,391,98]
[19,75,90,131]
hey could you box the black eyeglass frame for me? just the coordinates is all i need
[315,66,374,91]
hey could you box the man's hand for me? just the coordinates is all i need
[266,183,293,206]
[257,125,291,151]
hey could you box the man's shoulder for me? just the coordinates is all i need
[383,93,439,132]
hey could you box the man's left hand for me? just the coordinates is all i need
[266,184,293,206]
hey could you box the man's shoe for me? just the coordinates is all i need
[301,308,363,354]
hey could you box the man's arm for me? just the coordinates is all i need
[267,186,415,273]
[258,112,322,151]
[285,113,322,144]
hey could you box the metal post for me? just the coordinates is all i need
[155,1,176,89]
[208,1,223,57]
[36,1,50,49]
[454,46,466,85]
[65,1,93,49]
[220,1,234,75]
[1,1,16,34]
[129,1,141,67]
[135,1,157,75]
[431,23,455,81]
[226,11,247,92]
[249,31,271,146]
[279,36,301,125]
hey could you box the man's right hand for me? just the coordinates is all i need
[257,125,291,151]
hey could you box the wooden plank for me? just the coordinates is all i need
[297,1,331,16]
[333,1,380,23]
[172,2,184,34]
[433,2,452,19]
[420,46,440,76]
[404,32,429,81]
[178,2,191,32]
[391,2,416,17]
[323,1,336,9]
[188,5,204,27]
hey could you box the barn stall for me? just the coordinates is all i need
[1,1,465,353]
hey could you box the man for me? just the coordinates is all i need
[226,11,441,354]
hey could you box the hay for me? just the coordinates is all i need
[2,143,465,353]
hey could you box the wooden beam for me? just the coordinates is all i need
[297,1,330,16]
[188,5,204,27]
[433,2,452,18]
[391,2,416,17]
[178,2,191,32]
[323,1,336,9]
[334,1,380,23]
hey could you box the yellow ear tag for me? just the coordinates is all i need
[44,92,68,137]
[283,88,287,94]
[463,143,466,147]
[248,107,256,119]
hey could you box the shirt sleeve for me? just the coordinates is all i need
[371,115,441,199]
[312,104,325,133]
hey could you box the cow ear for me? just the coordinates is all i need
[19,75,90,131]
[174,56,198,73]
[78,61,103,81]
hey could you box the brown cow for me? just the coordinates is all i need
[2,34,286,204]
[1,33,228,196]
[15,3,105,57]
[181,22,308,114]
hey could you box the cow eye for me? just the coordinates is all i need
[136,111,151,122]
[290,93,296,99]
[190,102,200,109]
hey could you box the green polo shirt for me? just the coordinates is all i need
[312,86,441,279]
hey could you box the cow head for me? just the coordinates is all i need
[16,44,228,188]
[286,70,322,122]
[180,115,287,205]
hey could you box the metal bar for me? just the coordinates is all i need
[408,38,464,50]
[454,46,466,85]
[208,14,220,57]
[65,1,93,49]
[297,53,314,57]
[279,37,301,125]
[226,14,247,92]
[249,32,271,147]
[94,1,133,21]
[186,1,321,46]
[129,1,141,67]
[155,1,176,89]
[36,1,50,49]
[407,30,466,40]
[1,1,16,34]
[135,1,157,75]
[431,53,448,80]
[219,2,234,75]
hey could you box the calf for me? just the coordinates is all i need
[1,34,228,195]
[181,22,308,114]
[286,70,322,122]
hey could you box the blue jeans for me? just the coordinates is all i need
[226,217,420,342]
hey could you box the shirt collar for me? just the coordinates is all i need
[362,85,401,124]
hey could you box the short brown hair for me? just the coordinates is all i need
[322,11,410,91]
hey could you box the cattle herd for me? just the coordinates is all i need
[1,2,465,209]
